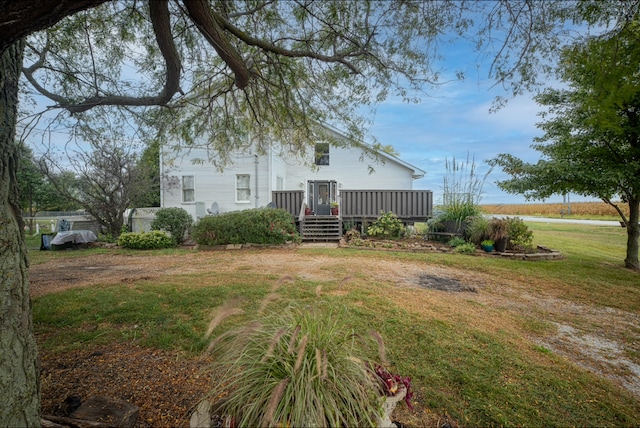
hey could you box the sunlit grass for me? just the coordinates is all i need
[30,222,640,427]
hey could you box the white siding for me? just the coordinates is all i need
[161,133,422,218]
[162,146,272,220]
[283,145,415,191]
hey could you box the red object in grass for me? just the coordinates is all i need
[374,365,414,410]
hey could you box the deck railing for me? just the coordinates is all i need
[272,190,305,218]
[272,189,432,223]
[340,190,432,222]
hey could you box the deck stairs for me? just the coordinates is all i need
[300,216,342,241]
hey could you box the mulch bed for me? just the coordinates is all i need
[39,343,214,427]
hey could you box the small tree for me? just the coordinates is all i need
[151,207,193,246]
[41,140,152,239]
[490,24,640,270]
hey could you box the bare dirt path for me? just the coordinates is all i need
[31,247,639,427]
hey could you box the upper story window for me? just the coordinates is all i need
[236,174,251,202]
[315,143,330,166]
[182,175,195,203]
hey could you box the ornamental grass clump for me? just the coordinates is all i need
[202,281,406,427]
[205,304,381,427]
[438,153,491,223]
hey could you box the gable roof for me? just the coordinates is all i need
[319,123,425,180]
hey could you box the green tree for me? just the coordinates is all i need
[17,142,45,230]
[490,24,640,270]
[17,143,81,227]
[134,140,161,208]
[2,1,640,425]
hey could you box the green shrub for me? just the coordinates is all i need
[454,243,477,254]
[438,204,483,223]
[191,208,300,246]
[448,236,467,248]
[151,207,193,245]
[506,217,534,251]
[367,211,405,239]
[117,231,175,249]
[205,303,384,427]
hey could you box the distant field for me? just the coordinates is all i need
[481,201,629,219]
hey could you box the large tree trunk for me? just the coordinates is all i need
[625,197,640,270]
[0,40,41,426]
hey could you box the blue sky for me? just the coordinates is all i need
[366,78,549,205]
[361,34,596,206]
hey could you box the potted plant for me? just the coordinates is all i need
[330,201,339,215]
[488,218,509,252]
[481,239,494,252]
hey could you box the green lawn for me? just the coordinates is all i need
[29,221,640,427]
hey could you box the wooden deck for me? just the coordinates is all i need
[340,190,432,224]
[272,189,433,240]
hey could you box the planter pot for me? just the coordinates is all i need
[494,237,508,252]
[442,220,463,234]
[377,387,406,428]
[481,244,494,252]
[305,207,312,216]
[331,207,339,215]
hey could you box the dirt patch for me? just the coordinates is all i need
[415,274,478,293]
[31,246,639,427]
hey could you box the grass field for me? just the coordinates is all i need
[482,201,629,220]
[28,222,640,427]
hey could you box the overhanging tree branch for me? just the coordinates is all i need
[0,0,108,55]
[182,0,250,89]
[210,4,365,75]
[23,0,183,114]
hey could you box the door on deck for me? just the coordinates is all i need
[308,180,337,215]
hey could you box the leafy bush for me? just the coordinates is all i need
[454,243,477,254]
[151,207,193,245]
[447,236,467,248]
[117,231,175,249]
[191,208,300,245]
[205,303,385,427]
[367,211,405,239]
[506,217,534,251]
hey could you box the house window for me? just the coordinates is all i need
[236,174,251,202]
[182,175,195,203]
[315,143,329,166]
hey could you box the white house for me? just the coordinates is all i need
[160,125,427,222]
